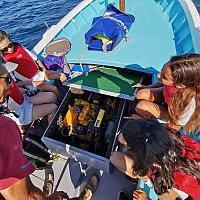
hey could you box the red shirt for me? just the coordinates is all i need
[173,135,200,200]
[7,80,24,105]
[0,115,35,191]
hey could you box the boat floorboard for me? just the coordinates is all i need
[30,159,137,199]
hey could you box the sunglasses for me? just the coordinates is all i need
[0,76,12,84]
[0,43,14,54]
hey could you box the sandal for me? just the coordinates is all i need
[118,191,130,200]
[43,165,54,197]
[84,174,99,194]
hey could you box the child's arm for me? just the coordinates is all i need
[133,82,162,89]
[16,80,33,86]
[24,47,47,72]
[16,80,43,87]
[35,59,47,72]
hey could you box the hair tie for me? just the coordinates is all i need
[145,132,150,143]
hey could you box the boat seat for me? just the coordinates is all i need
[44,38,72,74]
[44,38,71,57]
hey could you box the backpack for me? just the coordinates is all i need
[85,4,135,51]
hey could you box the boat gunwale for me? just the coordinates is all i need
[178,0,200,53]
[33,0,94,54]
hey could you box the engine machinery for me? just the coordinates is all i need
[57,93,119,156]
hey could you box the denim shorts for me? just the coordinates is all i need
[15,95,33,125]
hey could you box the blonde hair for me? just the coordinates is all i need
[0,30,10,42]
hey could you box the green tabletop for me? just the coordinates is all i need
[65,67,143,100]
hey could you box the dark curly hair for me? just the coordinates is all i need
[122,119,200,194]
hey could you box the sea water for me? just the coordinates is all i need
[0,0,81,50]
[0,0,199,50]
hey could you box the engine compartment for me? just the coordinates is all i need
[46,88,126,158]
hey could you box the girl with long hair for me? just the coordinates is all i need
[132,54,200,133]
[111,119,200,199]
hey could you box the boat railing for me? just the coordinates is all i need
[179,0,200,53]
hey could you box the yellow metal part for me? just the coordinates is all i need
[63,99,97,133]
[63,106,78,133]
[94,109,105,128]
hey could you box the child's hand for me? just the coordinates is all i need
[46,70,56,74]
[133,189,148,200]
[44,70,56,80]
[123,114,143,120]
[59,73,67,82]
[32,80,43,87]
[132,83,143,88]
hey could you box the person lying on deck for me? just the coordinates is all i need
[0,56,58,129]
[0,30,67,97]
[110,119,200,200]
[0,62,99,200]
[130,54,200,135]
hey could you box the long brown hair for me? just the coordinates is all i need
[167,54,200,132]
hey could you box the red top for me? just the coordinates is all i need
[162,85,176,105]
[172,135,200,200]
[7,80,24,105]
[0,116,35,191]
[4,43,38,79]
[149,134,200,199]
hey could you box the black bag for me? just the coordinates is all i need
[23,119,52,170]
[23,135,52,170]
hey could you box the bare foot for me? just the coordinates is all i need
[123,114,143,120]
[82,189,92,200]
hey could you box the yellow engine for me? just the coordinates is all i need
[63,99,97,134]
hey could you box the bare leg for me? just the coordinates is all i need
[110,151,135,179]
[136,87,164,103]
[118,132,127,146]
[29,92,57,105]
[135,100,169,121]
[45,71,67,82]
[32,103,57,124]
[37,82,60,97]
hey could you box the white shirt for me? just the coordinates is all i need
[177,97,196,126]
